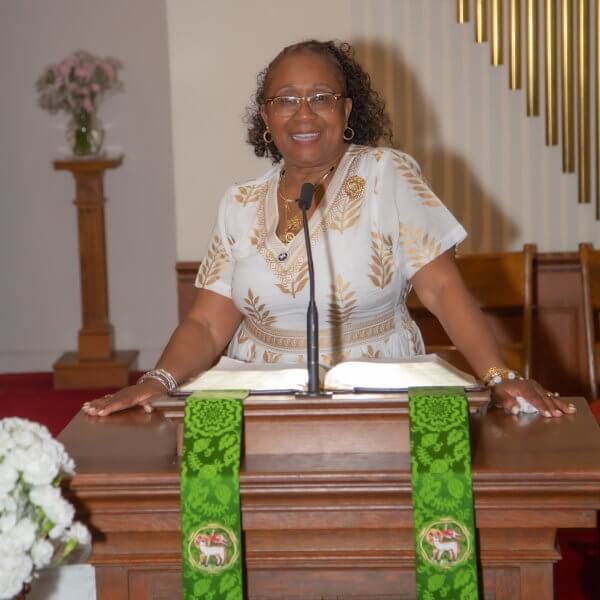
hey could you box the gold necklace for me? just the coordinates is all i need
[278,164,336,244]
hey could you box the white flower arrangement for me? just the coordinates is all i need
[0,418,90,600]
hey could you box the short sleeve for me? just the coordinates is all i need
[194,188,234,298]
[381,150,467,280]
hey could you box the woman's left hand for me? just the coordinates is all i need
[491,378,577,418]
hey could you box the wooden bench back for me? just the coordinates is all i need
[407,244,536,377]
[579,243,600,399]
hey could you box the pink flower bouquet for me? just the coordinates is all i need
[36,50,123,155]
[36,50,122,117]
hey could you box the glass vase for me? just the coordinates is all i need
[66,111,104,157]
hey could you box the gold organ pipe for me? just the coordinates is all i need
[577,0,590,203]
[454,0,599,214]
[544,0,558,144]
[561,0,575,171]
[526,0,539,115]
[509,0,522,88]
[476,0,488,42]
[457,0,470,23]
[596,0,600,218]
[492,0,504,65]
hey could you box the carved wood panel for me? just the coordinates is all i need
[128,570,181,600]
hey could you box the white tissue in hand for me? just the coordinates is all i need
[515,395,539,414]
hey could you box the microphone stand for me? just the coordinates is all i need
[297,182,325,397]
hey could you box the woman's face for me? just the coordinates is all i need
[261,51,352,169]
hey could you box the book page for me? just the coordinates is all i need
[175,356,311,394]
[324,354,478,391]
[175,355,478,395]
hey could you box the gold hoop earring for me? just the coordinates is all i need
[343,126,355,141]
[263,130,273,144]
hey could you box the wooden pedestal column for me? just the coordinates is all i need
[52,155,137,389]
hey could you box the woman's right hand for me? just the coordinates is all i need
[82,379,166,417]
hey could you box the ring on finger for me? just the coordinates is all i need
[103,394,113,399]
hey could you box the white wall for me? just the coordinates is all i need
[0,0,177,372]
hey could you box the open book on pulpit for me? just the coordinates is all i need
[173,354,480,395]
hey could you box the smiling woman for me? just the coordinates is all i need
[83,39,574,419]
[246,40,391,164]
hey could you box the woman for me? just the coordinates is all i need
[84,40,574,418]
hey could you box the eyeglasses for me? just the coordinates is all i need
[264,92,344,117]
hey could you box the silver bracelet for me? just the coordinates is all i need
[137,368,178,392]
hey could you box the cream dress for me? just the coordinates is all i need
[195,144,467,366]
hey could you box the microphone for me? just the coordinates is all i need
[298,182,320,396]
[298,182,314,211]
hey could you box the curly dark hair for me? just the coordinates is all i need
[245,40,392,163]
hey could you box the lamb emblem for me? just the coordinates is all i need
[187,524,239,573]
[418,518,472,570]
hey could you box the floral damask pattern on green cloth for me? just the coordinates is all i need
[408,388,480,600]
[180,391,248,600]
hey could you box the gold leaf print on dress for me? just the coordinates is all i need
[262,350,282,364]
[328,274,357,326]
[399,224,442,270]
[244,289,277,327]
[275,264,309,298]
[361,345,382,359]
[400,306,424,355]
[320,350,350,367]
[246,343,256,362]
[244,309,396,352]
[237,327,249,345]
[420,198,442,207]
[249,227,260,248]
[345,145,366,158]
[391,152,439,204]
[392,152,419,176]
[234,183,268,207]
[196,235,228,286]
[368,231,394,289]
[329,175,365,233]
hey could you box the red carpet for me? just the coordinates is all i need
[1,372,599,599]
[0,372,126,436]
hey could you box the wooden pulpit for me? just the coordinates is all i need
[52,156,137,389]
[58,391,600,600]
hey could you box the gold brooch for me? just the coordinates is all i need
[344,175,365,201]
